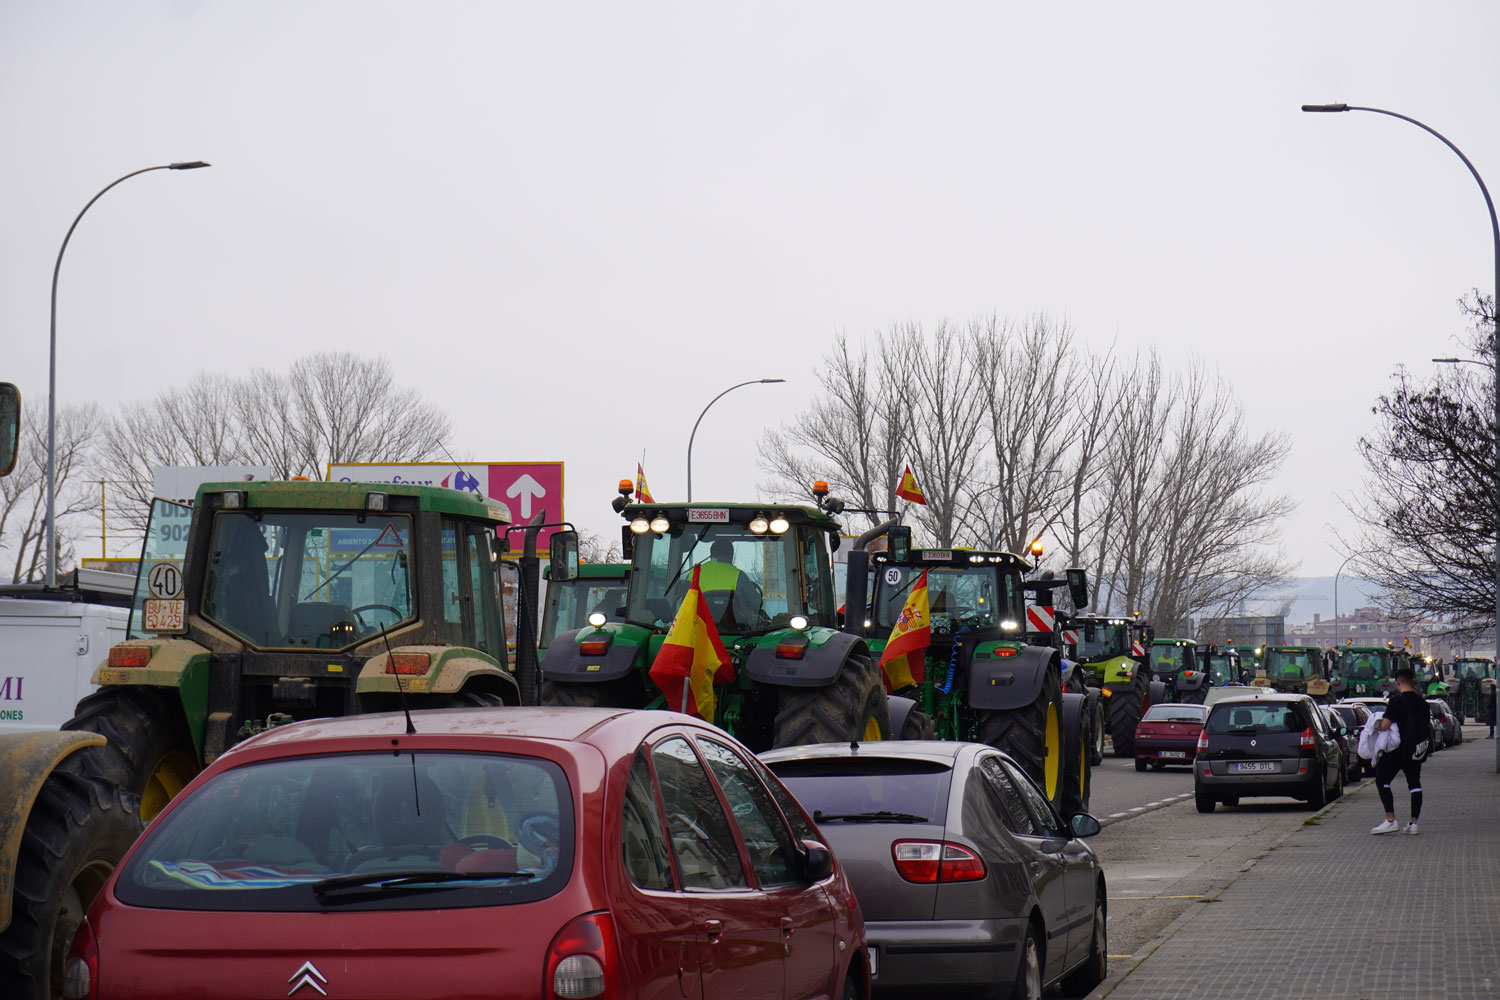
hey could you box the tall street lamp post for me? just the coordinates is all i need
[46,161,210,587]
[685,378,784,502]
[1333,552,1360,646]
[1302,102,1499,770]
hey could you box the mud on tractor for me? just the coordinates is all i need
[1453,656,1496,723]
[1250,645,1336,702]
[538,484,890,751]
[1,468,547,998]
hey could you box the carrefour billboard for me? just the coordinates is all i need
[327,462,565,549]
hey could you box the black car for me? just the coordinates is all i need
[1194,693,1344,812]
[762,741,1107,1000]
[1328,701,1375,777]
[1318,704,1359,783]
[1428,698,1461,748]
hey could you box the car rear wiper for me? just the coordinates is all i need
[813,810,929,823]
[1225,725,1258,735]
[313,869,534,898]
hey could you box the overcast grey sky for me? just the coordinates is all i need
[4,2,1497,575]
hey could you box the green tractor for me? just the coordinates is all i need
[1253,645,1335,702]
[1234,644,1264,675]
[1453,656,1496,724]
[1068,615,1155,757]
[1333,644,1413,699]
[1198,643,1248,688]
[1413,655,1451,703]
[1147,638,1211,704]
[539,485,891,751]
[537,562,630,661]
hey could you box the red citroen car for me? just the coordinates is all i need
[1133,703,1208,770]
[66,707,866,1000]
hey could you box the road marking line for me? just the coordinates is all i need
[1108,895,1204,900]
[1107,954,1134,959]
[1108,812,1129,818]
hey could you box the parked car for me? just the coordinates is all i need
[67,707,867,1000]
[1194,693,1344,812]
[1336,696,1389,717]
[761,741,1107,1000]
[1134,703,1208,771]
[1317,704,1359,783]
[1428,698,1461,748]
[1327,701,1375,777]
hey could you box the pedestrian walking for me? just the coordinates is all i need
[1487,682,1496,739]
[1371,665,1433,836]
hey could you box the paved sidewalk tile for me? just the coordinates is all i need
[1101,738,1500,1000]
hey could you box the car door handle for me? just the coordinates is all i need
[704,919,723,941]
[780,917,794,936]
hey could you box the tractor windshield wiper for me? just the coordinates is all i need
[813,809,928,824]
[312,869,534,898]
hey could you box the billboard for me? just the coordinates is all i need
[327,462,565,548]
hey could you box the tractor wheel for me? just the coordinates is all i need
[1058,692,1092,817]
[0,759,141,1000]
[1107,667,1151,758]
[773,653,891,749]
[442,689,510,708]
[1086,689,1105,765]
[62,687,198,822]
[1179,685,1208,706]
[538,675,645,710]
[888,695,937,741]
[977,658,1065,811]
[1147,680,1168,709]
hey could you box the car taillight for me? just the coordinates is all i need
[892,841,986,884]
[1197,731,1209,753]
[62,917,97,1000]
[386,652,430,675]
[107,645,152,668]
[1299,727,1315,750]
[546,912,617,1000]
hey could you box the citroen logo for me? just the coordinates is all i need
[288,961,329,996]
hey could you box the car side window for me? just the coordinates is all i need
[998,758,1063,837]
[697,739,800,888]
[622,748,675,892]
[979,756,1038,836]
[750,755,820,845]
[652,737,748,891]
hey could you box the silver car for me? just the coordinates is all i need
[761,741,1106,1000]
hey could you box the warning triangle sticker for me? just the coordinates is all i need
[372,523,405,549]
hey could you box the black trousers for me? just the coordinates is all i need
[1376,749,1423,819]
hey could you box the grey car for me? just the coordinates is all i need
[1317,704,1360,783]
[761,741,1106,1000]
[1195,693,1344,811]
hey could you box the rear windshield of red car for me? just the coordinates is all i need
[764,757,953,826]
[1206,702,1303,735]
[115,751,572,912]
[1141,705,1206,723]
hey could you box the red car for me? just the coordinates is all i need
[66,707,867,1000]
[1134,703,1208,770]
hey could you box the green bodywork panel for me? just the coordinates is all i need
[91,638,212,759]
[865,634,1029,740]
[196,479,512,523]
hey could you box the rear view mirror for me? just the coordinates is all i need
[620,525,635,561]
[1065,567,1089,610]
[1069,813,1101,838]
[549,530,580,582]
[800,840,834,882]
[886,525,912,563]
[0,383,18,478]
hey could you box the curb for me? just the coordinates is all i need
[1085,775,1369,998]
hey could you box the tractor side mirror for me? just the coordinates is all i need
[0,383,18,478]
[1065,567,1089,610]
[620,524,635,561]
[490,533,510,562]
[886,525,912,563]
[549,530,580,582]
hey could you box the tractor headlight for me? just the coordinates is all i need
[649,516,670,533]
[588,612,607,628]
[629,518,651,534]
[749,516,770,534]
[789,615,808,631]
[1000,619,1020,631]
[769,516,790,534]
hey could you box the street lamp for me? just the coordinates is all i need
[1303,102,1499,770]
[685,378,784,501]
[1333,552,1360,646]
[46,161,210,587]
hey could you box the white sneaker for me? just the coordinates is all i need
[1406,821,1419,835]
[1371,819,1400,835]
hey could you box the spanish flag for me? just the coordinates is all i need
[879,570,930,692]
[649,566,734,720]
[636,463,655,504]
[895,465,927,505]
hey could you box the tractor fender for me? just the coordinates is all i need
[887,695,919,739]
[742,630,866,688]
[538,628,644,685]
[0,730,107,929]
[360,646,520,702]
[1176,671,1208,693]
[970,646,1059,712]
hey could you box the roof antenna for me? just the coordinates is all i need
[436,440,473,494]
[380,619,417,735]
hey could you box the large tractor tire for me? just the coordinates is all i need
[1086,689,1105,765]
[774,653,891,748]
[1179,684,1208,706]
[1058,692,1092,817]
[888,695,937,741]
[1147,680,1168,708]
[538,675,645,710]
[442,689,510,708]
[1107,665,1151,758]
[0,761,141,1000]
[978,660,1065,811]
[61,687,198,822]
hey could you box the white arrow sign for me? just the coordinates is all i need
[505,473,547,519]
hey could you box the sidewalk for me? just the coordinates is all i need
[1095,735,1500,999]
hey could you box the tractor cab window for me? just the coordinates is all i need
[1265,649,1317,680]
[1203,651,1241,685]
[540,576,628,647]
[439,519,505,657]
[203,512,414,650]
[873,564,1020,635]
[1151,644,1195,676]
[1074,622,1130,661]
[1342,651,1388,680]
[627,522,828,634]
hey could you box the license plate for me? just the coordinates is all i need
[1232,761,1277,773]
[867,947,879,979]
[1160,751,1186,759]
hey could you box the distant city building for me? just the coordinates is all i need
[1197,615,1285,646]
[1287,606,1496,660]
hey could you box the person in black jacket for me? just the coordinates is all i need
[1371,665,1433,836]
[1487,682,1496,739]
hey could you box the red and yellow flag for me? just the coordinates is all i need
[649,565,734,720]
[635,463,655,504]
[879,570,930,692]
[895,464,927,505]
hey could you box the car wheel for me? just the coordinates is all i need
[1151,761,1167,771]
[1222,796,1239,807]
[1195,787,1215,813]
[1059,887,1107,995]
[1307,767,1328,810]
[1135,758,1147,772]
[1331,761,1345,801]
[1013,923,1043,1000]
[840,966,858,1000]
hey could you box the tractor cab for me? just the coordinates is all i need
[1255,645,1333,701]
[870,547,1032,649]
[1198,644,1245,687]
[1149,638,1209,703]
[1454,656,1497,723]
[1336,645,1399,698]
[538,562,629,657]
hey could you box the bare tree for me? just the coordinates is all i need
[284,352,451,476]
[0,405,101,582]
